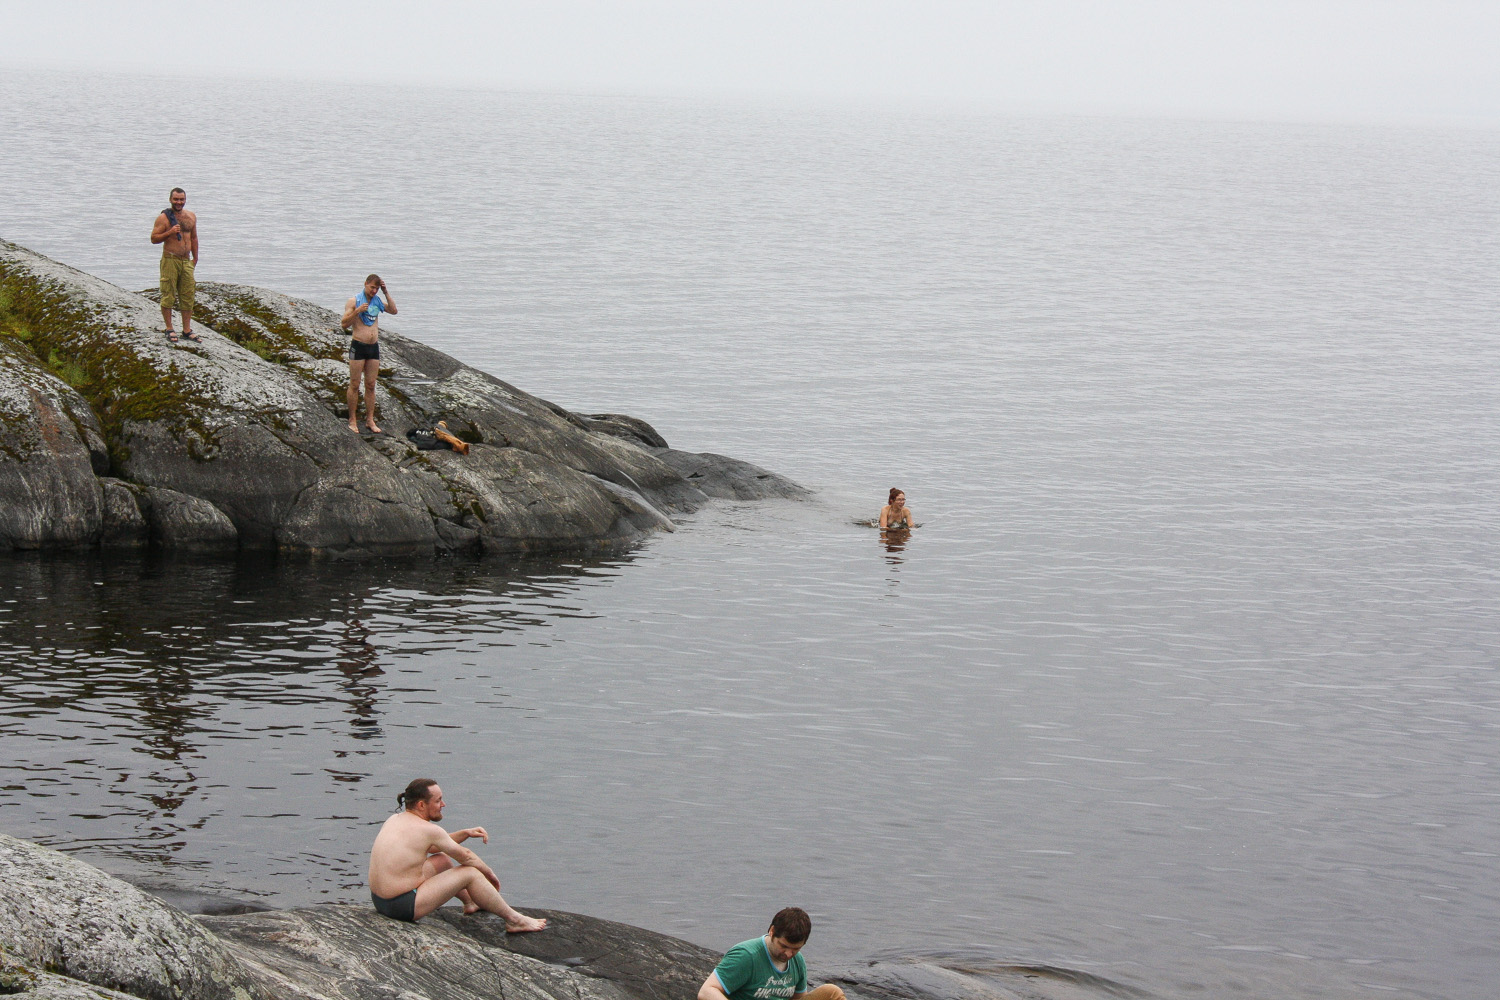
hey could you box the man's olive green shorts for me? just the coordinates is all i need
[159,255,195,312]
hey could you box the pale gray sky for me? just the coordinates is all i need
[3,0,1496,122]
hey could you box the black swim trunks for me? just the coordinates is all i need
[349,338,380,361]
[372,888,417,922]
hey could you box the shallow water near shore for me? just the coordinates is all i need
[3,70,1500,999]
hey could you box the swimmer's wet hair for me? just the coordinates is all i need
[888,487,903,504]
[397,778,437,811]
[170,187,185,196]
[769,906,811,944]
[366,273,382,285]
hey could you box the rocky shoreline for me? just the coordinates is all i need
[0,834,1132,1000]
[0,240,807,558]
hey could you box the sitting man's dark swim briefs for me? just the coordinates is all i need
[371,888,417,922]
[349,339,380,361]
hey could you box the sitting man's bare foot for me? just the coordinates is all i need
[366,421,383,435]
[463,902,481,915]
[505,914,548,933]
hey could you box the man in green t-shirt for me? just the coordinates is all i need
[697,908,846,1000]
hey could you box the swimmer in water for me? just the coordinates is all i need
[879,488,915,529]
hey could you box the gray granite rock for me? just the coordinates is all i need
[98,477,148,546]
[200,906,650,1000]
[0,240,808,557]
[0,835,1131,1000]
[579,414,670,450]
[0,834,264,1000]
[0,339,106,549]
[129,485,240,552]
[428,907,719,1000]
[651,449,812,501]
[0,951,144,1000]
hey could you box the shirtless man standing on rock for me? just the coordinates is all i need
[150,187,199,343]
[368,778,547,930]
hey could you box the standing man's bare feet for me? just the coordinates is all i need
[505,914,548,933]
[366,421,383,435]
[348,421,360,433]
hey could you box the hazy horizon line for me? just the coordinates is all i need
[6,59,1498,134]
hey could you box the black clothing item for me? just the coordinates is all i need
[405,429,451,451]
[371,888,417,922]
[349,338,381,361]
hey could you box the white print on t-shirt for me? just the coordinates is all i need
[751,975,797,999]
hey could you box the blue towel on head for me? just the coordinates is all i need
[354,291,384,327]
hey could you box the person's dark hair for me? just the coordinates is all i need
[366,273,382,285]
[397,778,437,811]
[768,906,811,944]
[170,187,186,196]
[888,487,903,505]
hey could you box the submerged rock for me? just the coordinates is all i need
[820,958,1149,1000]
[0,241,807,557]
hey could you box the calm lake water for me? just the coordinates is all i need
[2,70,1498,1000]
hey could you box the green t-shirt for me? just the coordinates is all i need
[713,937,808,1000]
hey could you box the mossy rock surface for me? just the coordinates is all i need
[0,241,806,557]
[0,337,107,548]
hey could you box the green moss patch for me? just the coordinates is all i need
[0,964,37,995]
[0,286,32,344]
[0,260,223,466]
[192,291,346,365]
[43,348,90,391]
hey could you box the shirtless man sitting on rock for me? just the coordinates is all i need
[368,778,547,930]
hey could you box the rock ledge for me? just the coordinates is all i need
[0,834,1137,1000]
[0,241,807,557]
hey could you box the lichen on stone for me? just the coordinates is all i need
[0,259,225,466]
[187,291,343,367]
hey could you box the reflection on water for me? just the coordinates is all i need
[3,71,1500,1000]
[335,617,383,740]
[879,527,913,559]
[0,550,629,876]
